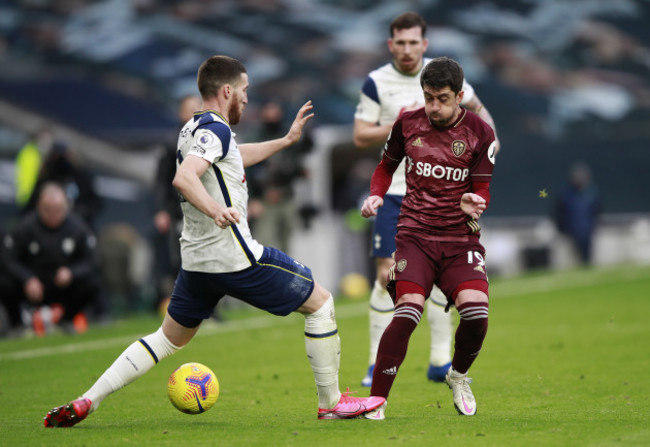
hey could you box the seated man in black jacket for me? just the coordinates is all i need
[3,181,100,335]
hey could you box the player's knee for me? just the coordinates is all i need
[453,280,488,307]
[297,282,331,314]
[394,280,425,303]
[161,313,198,347]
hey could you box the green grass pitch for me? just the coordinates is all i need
[0,264,648,446]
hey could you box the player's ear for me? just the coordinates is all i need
[456,90,464,105]
[223,84,232,99]
[422,38,429,52]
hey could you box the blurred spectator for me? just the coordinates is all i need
[555,162,601,264]
[24,140,102,229]
[246,100,313,253]
[152,94,201,305]
[14,127,54,208]
[2,182,100,336]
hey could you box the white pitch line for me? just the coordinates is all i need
[0,334,142,361]
[0,314,302,362]
[1,266,646,362]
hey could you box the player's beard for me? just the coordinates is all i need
[228,97,244,125]
[428,107,460,128]
[397,56,421,75]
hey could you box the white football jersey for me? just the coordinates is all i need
[176,110,264,273]
[355,57,475,195]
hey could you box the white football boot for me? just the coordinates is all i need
[445,368,477,416]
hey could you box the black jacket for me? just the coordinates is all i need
[3,211,98,288]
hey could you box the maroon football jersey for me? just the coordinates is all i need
[384,107,496,240]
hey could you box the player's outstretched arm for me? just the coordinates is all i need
[240,101,314,167]
[284,100,315,145]
[361,195,384,218]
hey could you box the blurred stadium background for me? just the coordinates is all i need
[1,0,649,300]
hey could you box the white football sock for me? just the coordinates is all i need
[83,327,181,412]
[304,295,341,409]
[368,280,394,365]
[427,287,453,366]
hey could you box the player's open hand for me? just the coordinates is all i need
[361,195,384,218]
[285,100,315,145]
[214,207,240,229]
[460,193,487,220]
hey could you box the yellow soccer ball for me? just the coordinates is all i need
[167,362,219,414]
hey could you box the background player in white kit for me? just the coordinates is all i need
[44,55,385,427]
[353,11,500,386]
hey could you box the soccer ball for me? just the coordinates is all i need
[167,362,219,414]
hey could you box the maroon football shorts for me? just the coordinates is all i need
[387,230,489,303]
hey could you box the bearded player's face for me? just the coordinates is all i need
[228,73,249,125]
[388,27,428,75]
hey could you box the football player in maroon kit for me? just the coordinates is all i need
[360,56,497,418]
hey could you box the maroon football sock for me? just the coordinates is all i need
[452,302,489,374]
[370,302,423,398]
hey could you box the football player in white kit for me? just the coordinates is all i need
[44,55,385,427]
[353,12,499,387]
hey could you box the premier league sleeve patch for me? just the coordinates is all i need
[189,128,222,162]
[196,129,215,149]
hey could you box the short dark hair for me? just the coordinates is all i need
[197,55,247,100]
[390,11,427,38]
[420,56,464,94]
